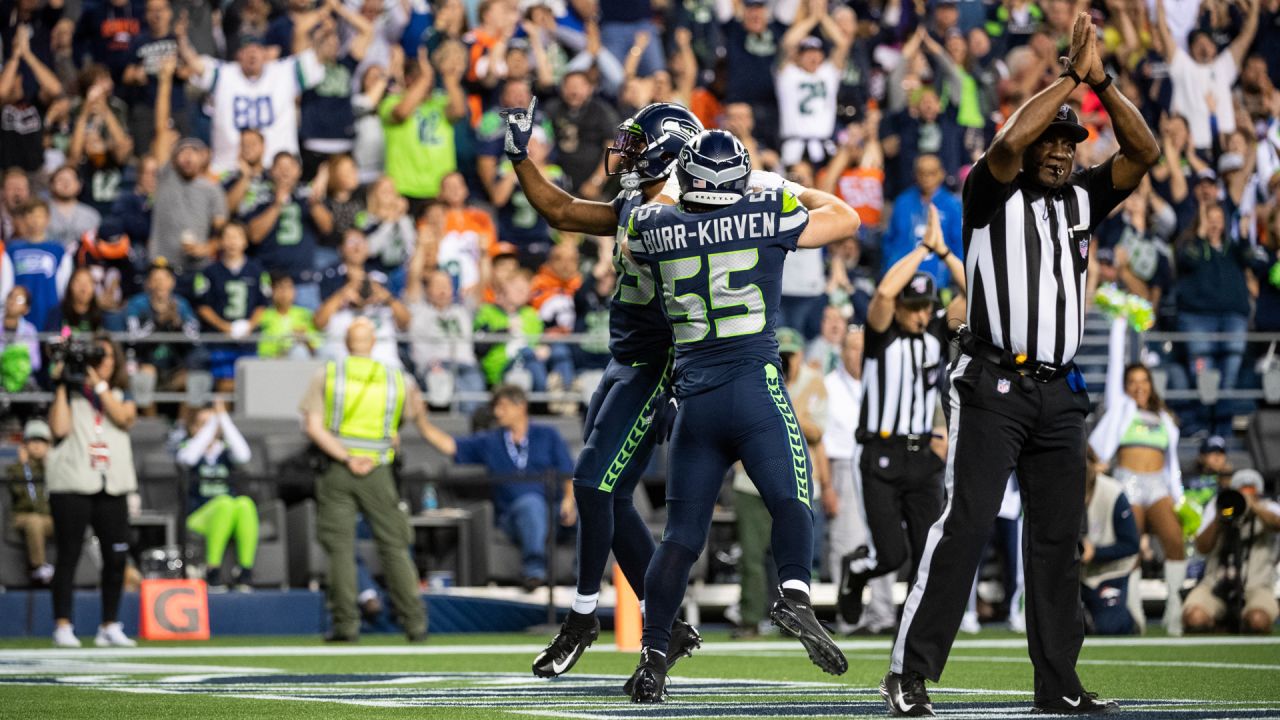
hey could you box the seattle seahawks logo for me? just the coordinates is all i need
[660,118,700,141]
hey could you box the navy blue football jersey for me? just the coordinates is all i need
[627,188,809,396]
[194,258,269,327]
[243,191,318,282]
[607,188,673,363]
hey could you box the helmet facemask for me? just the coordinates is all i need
[606,126,648,177]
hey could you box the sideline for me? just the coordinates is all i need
[1,634,1275,660]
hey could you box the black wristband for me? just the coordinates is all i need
[938,248,950,260]
[1059,66,1082,86]
[1089,73,1114,94]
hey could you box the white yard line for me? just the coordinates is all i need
[747,650,1280,672]
[1,635,1275,660]
[948,654,1280,672]
[2,665,1275,720]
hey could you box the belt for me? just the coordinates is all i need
[957,330,1073,383]
[858,433,936,453]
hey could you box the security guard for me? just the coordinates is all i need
[300,318,430,642]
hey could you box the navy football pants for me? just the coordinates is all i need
[643,363,815,652]
[571,354,672,601]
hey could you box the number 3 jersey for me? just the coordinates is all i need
[627,188,809,396]
[193,258,269,328]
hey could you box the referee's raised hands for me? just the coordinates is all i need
[920,205,943,254]
[1064,12,1098,80]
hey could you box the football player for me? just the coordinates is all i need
[622,130,859,701]
[502,100,705,680]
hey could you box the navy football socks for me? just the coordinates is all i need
[609,491,656,597]
[770,499,816,589]
[573,485,656,601]
[640,542,699,654]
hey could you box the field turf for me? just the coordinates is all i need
[0,629,1277,718]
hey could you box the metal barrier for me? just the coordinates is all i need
[6,328,1279,407]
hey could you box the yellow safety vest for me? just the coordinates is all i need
[323,355,406,462]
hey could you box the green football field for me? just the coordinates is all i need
[1,630,1277,719]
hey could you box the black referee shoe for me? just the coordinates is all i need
[626,647,668,703]
[769,588,848,676]
[880,671,935,717]
[1031,691,1119,714]
[532,610,599,678]
[837,546,871,625]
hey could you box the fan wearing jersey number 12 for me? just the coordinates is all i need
[620,129,861,702]
[500,99,707,683]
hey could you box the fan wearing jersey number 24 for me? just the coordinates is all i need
[500,99,706,683]
[622,130,861,702]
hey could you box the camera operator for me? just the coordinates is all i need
[45,334,139,648]
[1183,470,1280,634]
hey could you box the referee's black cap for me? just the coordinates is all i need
[899,272,938,306]
[1043,104,1089,144]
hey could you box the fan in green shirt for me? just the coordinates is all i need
[474,273,546,386]
[257,274,322,358]
[379,43,468,200]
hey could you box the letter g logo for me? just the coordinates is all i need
[155,587,200,633]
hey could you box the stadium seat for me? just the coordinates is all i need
[261,433,312,470]
[397,437,452,484]
[183,495,290,589]
[0,492,99,590]
[285,499,328,590]
[1246,408,1280,490]
[475,498,577,586]
[130,416,174,444]
[234,358,326,420]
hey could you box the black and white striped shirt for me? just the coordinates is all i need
[859,311,947,439]
[962,156,1131,366]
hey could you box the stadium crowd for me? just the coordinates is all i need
[1,0,1279,646]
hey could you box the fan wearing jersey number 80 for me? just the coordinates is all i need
[620,129,860,702]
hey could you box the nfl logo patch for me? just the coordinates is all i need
[996,378,1011,394]
[1079,237,1089,259]
[911,276,929,294]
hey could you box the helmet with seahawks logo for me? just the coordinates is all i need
[675,130,751,207]
[606,102,704,180]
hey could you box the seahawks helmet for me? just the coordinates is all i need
[675,130,751,207]
[606,102,704,180]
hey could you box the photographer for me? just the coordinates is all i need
[1183,470,1280,634]
[1081,448,1141,635]
[45,334,138,648]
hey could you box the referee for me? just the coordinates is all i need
[880,14,1159,717]
[837,206,965,628]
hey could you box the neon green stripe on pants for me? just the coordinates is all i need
[764,363,810,508]
[599,354,673,493]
